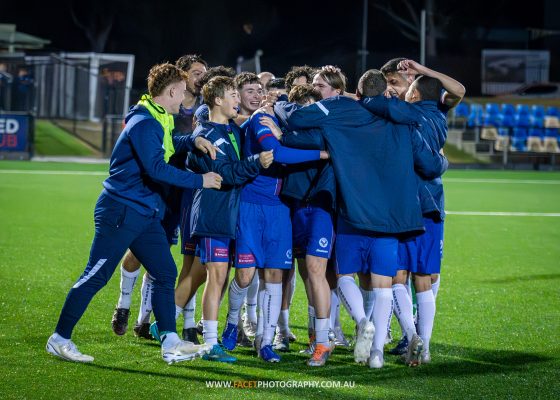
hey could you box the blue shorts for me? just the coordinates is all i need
[236,201,292,269]
[179,188,197,256]
[335,218,398,277]
[292,204,335,259]
[397,217,443,274]
[196,237,233,264]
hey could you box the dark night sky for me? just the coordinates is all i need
[3,0,559,94]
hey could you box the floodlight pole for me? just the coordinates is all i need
[420,9,426,65]
[359,0,369,74]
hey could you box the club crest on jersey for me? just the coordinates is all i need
[286,249,292,259]
[319,237,329,248]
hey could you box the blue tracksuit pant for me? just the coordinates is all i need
[54,193,177,339]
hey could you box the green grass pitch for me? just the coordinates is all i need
[0,161,559,399]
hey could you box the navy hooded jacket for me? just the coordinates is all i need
[287,96,448,235]
[102,105,202,219]
[187,121,262,238]
[360,96,448,220]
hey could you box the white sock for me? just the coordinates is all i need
[315,318,330,346]
[337,276,366,323]
[202,320,218,345]
[51,332,70,344]
[226,279,249,325]
[245,273,259,323]
[360,287,375,321]
[262,282,282,347]
[392,284,416,341]
[417,289,436,352]
[372,288,393,354]
[329,290,339,330]
[308,305,315,333]
[182,293,197,329]
[117,266,140,309]
[137,272,153,324]
[288,269,297,305]
[432,275,440,300]
[174,305,183,321]
[278,309,290,335]
[256,280,266,338]
[161,332,181,350]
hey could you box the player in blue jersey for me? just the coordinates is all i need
[110,55,208,343]
[186,76,274,362]
[363,59,465,365]
[47,63,221,364]
[220,95,329,363]
[286,71,448,368]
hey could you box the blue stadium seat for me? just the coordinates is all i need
[528,127,544,139]
[485,103,500,115]
[467,103,483,127]
[531,105,545,118]
[546,106,559,117]
[544,127,559,138]
[514,113,531,128]
[454,102,469,118]
[516,104,530,116]
[501,103,515,116]
[511,128,528,151]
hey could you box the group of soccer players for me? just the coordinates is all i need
[47,53,465,369]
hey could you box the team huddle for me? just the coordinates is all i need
[46,54,465,369]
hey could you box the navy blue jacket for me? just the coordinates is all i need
[287,96,448,235]
[102,105,202,219]
[360,96,448,220]
[187,121,262,238]
[274,98,336,211]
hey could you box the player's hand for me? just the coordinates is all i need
[259,116,283,140]
[320,151,330,160]
[397,59,424,78]
[194,137,217,160]
[259,150,274,169]
[202,172,222,189]
[261,91,280,107]
[384,88,398,98]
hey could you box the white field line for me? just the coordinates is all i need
[0,169,106,176]
[444,178,560,185]
[446,211,560,217]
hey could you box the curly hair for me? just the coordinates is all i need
[234,72,260,91]
[147,63,188,97]
[202,76,236,108]
[288,84,321,105]
[284,65,316,93]
[198,66,236,88]
[175,54,208,72]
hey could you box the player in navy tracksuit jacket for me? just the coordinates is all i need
[360,60,465,364]
[47,64,220,364]
[287,92,448,368]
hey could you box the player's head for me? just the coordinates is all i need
[313,68,346,99]
[266,78,287,95]
[198,66,236,91]
[175,54,208,96]
[285,65,315,93]
[258,71,275,91]
[234,72,263,115]
[381,57,409,99]
[357,69,387,99]
[405,75,443,103]
[202,76,239,119]
[288,84,321,106]
[147,63,187,114]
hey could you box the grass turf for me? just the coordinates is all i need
[0,161,559,399]
[34,120,97,156]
